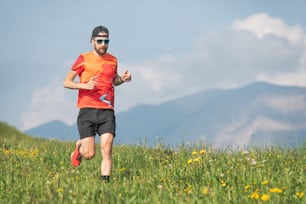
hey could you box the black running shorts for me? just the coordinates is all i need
[77,108,116,139]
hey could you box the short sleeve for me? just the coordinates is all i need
[71,55,85,74]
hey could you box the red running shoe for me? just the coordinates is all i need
[71,144,82,167]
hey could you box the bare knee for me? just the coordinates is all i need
[79,137,96,160]
[100,133,114,159]
[81,148,95,160]
[101,146,112,159]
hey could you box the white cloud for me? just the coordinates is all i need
[256,70,306,87]
[137,58,181,93]
[232,13,305,44]
[21,79,77,130]
[114,57,184,112]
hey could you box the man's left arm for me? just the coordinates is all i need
[114,70,132,86]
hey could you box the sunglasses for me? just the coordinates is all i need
[94,39,110,45]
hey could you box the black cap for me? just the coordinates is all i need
[91,25,109,38]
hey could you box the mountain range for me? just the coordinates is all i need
[25,82,306,148]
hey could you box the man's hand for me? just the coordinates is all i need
[121,70,132,82]
[83,76,97,90]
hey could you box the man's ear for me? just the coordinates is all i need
[90,38,95,45]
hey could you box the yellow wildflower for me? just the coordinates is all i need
[200,149,206,155]
[261,180,269,185]
[57,188,64,193]
[184,185,192,194]
[261,194,270,201]
[193,157,200,162]
[270,188,282,193]
[202,187,209,195]
[295,192,304,198]
[250,192,259,200]
[188,159,193,164]
[192,150,197,155]
[244,185,251,192]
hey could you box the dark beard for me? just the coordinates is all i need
[94,45,107,56]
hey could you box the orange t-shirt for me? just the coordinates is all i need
[71,52,117,109]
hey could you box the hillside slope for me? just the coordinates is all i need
[0,122,48,148]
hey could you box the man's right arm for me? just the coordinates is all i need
[63,70,96,90]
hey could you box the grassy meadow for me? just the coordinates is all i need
[0,122,305,203]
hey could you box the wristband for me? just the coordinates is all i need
[119,76,124,83]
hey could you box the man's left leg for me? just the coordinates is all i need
[100,133,114,182]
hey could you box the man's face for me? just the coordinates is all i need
[92,32,109,56]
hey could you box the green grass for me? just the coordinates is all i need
[0,122,305,203]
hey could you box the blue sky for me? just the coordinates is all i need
[1,0,306,131]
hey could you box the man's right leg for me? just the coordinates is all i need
[78,136,96,160]
[72,108,97,167]
[71,136,95,167]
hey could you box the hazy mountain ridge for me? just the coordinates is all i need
[24,82,306,148]
[116,81,306,147]
[25,120,78,141]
